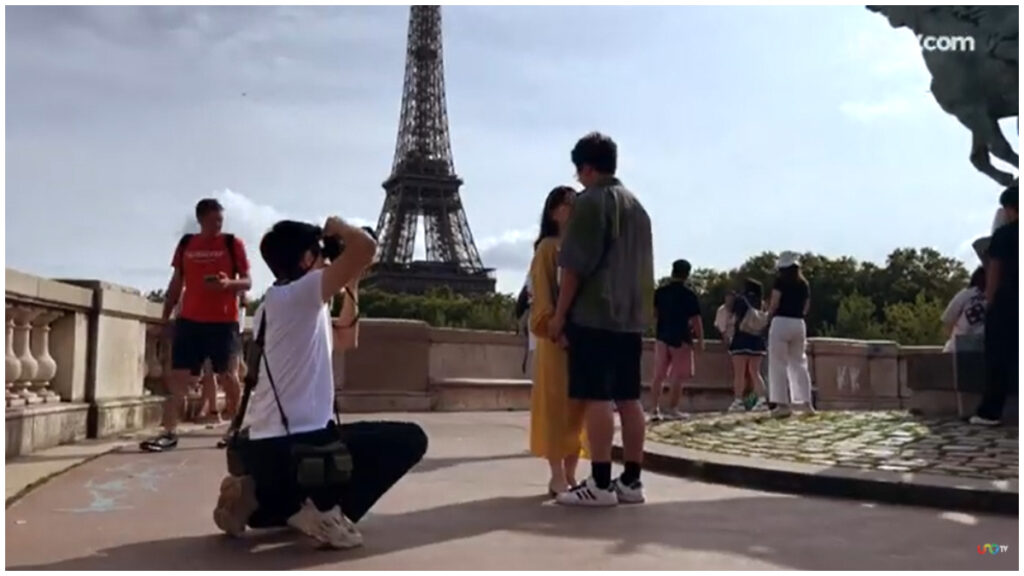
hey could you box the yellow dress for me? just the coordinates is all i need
[528,237,588,459]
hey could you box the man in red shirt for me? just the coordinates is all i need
[141,198,251,452]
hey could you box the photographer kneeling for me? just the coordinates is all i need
[213,217,428,549]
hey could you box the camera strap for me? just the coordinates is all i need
[230,300,342,441]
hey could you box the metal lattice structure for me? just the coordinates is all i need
[366,5,495,296]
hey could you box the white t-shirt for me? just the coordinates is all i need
[941,287,986,352]
[246,269,335,440]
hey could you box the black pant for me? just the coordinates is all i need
[171,319,240,375]
[977,308,1018,421]
[566,323,643,401]
[245,421,428,526]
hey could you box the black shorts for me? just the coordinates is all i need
[566,323,643,401]
[171,319,240,376]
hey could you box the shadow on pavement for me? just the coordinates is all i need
[11,492,1017,571]
[410,452,530,474]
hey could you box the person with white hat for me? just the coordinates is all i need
[766,251,815,416]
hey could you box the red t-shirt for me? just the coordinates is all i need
[172,234,250,323]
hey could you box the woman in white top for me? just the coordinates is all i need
[941,267,987,353]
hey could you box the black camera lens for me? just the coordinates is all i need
[322,236,345,260]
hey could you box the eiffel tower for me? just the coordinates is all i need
[365,5,495,296]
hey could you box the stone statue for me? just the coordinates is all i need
[867,6,1018,186]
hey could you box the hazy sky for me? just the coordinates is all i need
[6,5,1017,294]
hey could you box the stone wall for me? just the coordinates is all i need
[6,269,164,457]
[7,267,1012,455]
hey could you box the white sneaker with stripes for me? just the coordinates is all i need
[555,477,618,507]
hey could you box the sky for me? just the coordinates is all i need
[5,5,1018,295]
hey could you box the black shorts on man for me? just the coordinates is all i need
[172,319,240,375]
[566,323,643,401]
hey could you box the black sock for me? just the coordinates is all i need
[621,461,642,486]
[592,462,612,489]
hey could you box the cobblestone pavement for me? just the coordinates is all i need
[648,411,1018,480]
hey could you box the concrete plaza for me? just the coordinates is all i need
[5,413,1018,571]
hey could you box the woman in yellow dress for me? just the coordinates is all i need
[529,185,587,496]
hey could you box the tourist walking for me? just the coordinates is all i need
[527,186,587,496]
[767,251,814,416]
[972,184,1018,426]
[550,132,655,507]
[941,266,986,353]
[649,259,704,421]
[141,199,251,452]
[727,280,768,412]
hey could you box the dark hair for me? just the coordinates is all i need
[195,198,224,220]
[671,259,691,280]
[777,264,808,286]
[999,183,1018,209]
[260,220,322,283]
[732,278,763,314]
[534,186,576,249]
[969,266,986,290]
[571,132,617,175]
[742,278,763,300]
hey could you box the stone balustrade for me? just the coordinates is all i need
[6,267,1014,457]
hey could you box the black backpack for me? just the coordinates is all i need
[176,233,239,277]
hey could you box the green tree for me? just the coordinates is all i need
[880,291,945,345]
[821,291,885,340]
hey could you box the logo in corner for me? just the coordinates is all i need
[978,544,1009,555]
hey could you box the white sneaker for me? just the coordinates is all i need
[750,397,769,412]
[287,499,363,549]
[969,415,1000,427]
[727,398,746,413]
[612,478,646,504]
[668,409,689,420]
[649,407,665,422]
[555,477,618,507]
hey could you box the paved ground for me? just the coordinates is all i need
[650,411,1018,481]
[5,413,1019,570]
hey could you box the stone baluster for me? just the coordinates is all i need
[6,304,24,408]
[144,326,163,395]
[12,307,43,404]
[30,310,63,403]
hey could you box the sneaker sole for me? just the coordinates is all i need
[287,509,365,550]
[555,498,619,508]
[213,476,258,537]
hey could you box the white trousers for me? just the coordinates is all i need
[768,317,813,405]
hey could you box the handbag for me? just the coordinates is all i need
[225,307,353,490]
[737,300,769,335]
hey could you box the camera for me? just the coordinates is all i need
[320,226,377,261]
[322,235,344,261]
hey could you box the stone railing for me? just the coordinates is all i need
[5,269,165,457]
[8,266,1014,456]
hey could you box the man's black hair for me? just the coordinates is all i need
[195,198,224,220]
[999,182,1018,209]
[571,132,618,175]
[260,220,322,282]
[671,259,692,280]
